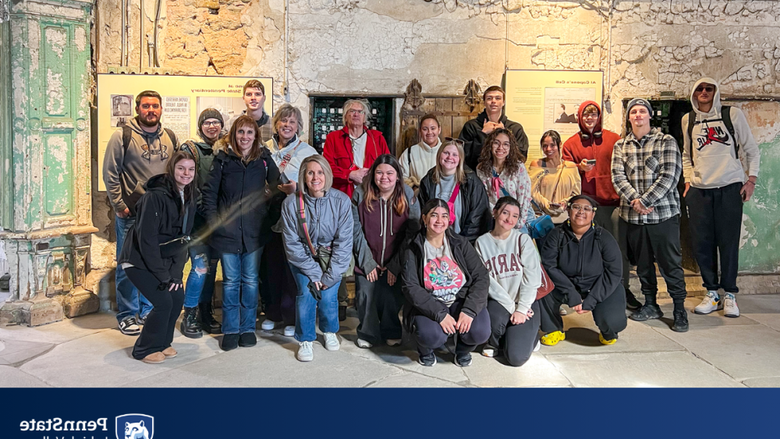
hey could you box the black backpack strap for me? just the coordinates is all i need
[122,125,132,154]
[686,110,696,168]
[722,106,738,159]
[164,128,178,150]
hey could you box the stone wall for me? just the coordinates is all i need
[93,0,780,273]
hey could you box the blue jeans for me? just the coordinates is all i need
[115,215,153,322]
[220,248,262,335]
[290,264,340,343]
[183,244,218,308]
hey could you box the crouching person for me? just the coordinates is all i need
[475,196,542,367]
[538,195,627,346]
[401,198,491,367]
[119,151,196,363]
[281,155,353,362]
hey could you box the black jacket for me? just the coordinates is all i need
[458,110,529,171]
[418,168,490,243]
[539,223,622,310]
[201,145,280,254]
[118,174,195,285]
[401,230,489,330]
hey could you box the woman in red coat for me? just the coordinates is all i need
[323,99,390,198]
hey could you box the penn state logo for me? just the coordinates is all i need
[115,413,154,439]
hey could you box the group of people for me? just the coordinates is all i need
[103,77,760,367]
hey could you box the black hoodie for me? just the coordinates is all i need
[539,223,622,310]
[458,109,529,171]
[118,174,196,285]
[401,230,489,330]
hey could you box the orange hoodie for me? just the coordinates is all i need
[561,101,621,206]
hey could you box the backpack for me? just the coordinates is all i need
[685,106,738,167]
[122,125,178,155]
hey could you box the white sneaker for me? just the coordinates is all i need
[323,332,340,351]
[481,345,498,358]
[283,325,295,337]
[356,338,373,349]
[297,341,313,362]
[386,338,402,347]
[723,293,740,318]
[260,319,276,331]
[559,306,568,316]
[694,291,722,315]
[534,340,541,352]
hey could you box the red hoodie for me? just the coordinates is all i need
[561,101,620,206]
[323,126,390,198]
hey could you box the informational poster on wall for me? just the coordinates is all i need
[96,74,273,191]
[504,70,603,162]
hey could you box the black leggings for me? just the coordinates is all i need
[486,299,540,367]
[411,299,491,356]
[539,285,627,340]
[126,267,184,360]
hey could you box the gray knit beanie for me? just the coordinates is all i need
[198,108,224,129]
[626,98,653,116]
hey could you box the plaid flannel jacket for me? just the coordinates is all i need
[611,127,681,224]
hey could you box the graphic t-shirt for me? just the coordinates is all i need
[423,238,465,306]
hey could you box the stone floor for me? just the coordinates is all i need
[0,295,779,388]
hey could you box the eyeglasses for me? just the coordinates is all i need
[694,85,715,93]
[347,109,365,115]
[444,137,465,147]
[570,204,596,212]
[202,121,222,127]
[491,141,511,149]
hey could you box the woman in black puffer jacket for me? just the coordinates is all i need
[119,151,197,364]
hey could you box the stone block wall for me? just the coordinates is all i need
[92,0,780,274]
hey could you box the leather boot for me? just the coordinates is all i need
[180,307,203,339]
[199,302,222,334]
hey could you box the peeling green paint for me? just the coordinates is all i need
[741,132,780,273]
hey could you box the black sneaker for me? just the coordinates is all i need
[672,309,689,332]
[455,352,472,367]
[239,332,257,347]
[629,304,664,321]
[417,352,437,367]
[137,314,147,326]
[221,334,240,351]
[118,316,141,336]
[626,291,642,311]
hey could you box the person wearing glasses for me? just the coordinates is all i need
[682,78,760,318]
[323,99,390,198]
[528,130,581,249]
[458,85,529,171]
[418,138,490,243]
[399,114,442,191]
[562,101,640,311]
[538,195,627,347]
[476,128,533,231]
[612,99,688,332]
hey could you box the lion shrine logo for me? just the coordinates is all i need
[115,414,154,439]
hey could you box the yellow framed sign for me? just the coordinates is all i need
[504,70,603,162]
[96,74,273,191]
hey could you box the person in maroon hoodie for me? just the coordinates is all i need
[351,154,421,348]
[562,101,641,310]
[323,99,390,198]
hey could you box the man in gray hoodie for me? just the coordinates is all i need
[682,78,760,319]
[103,90,178,335]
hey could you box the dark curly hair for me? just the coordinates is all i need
[476,128,526,176]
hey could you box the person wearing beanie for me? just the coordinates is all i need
[682,78,760,318]
[177,108,225,338]
[562,101,641,311]
[611,98,689,332]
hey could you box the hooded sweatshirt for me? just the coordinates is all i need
[103,118,176,214]
[399,139,441,188]
[562,101,622,206]
[681,77,760,188]
[458,110,530,171]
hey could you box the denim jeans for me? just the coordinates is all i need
[115,215,153,322]
[290,264,340,343]
[220,248,262,335]
[183,244,218,308]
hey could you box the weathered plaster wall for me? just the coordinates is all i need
[93,0,780,273]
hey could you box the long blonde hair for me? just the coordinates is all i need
[431,139,467,185]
